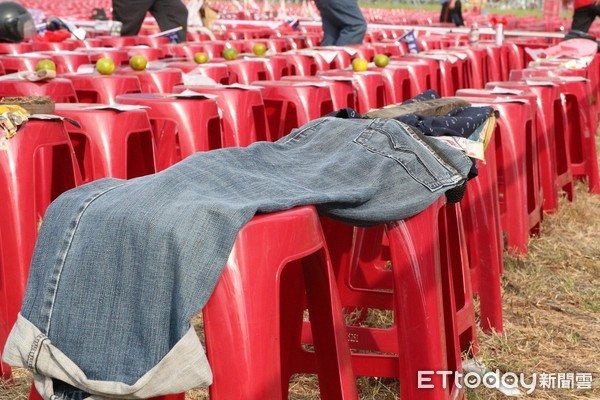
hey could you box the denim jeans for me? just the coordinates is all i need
[3,116,472,399]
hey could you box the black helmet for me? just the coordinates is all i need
[0,1,36,43]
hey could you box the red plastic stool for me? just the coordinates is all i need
[116,92,222,170]
[0,54,47,73]
[404,52,466,96]
[135,35,170,47]
[376,64,412,104]
[54,103,156,182]
[224,59,268,85]
[115,67,183,93]
[40,51,91,74]
[510,73,600,194]
[317,69,387,113]
[203,205,357,400]
[476,41,510,81]
[242,38,288,53]
[0,78,78,103]
[63,73,142,104]
[304,198,477,400]
[163,42,209,59]
[485,80,575,211]
[281,75,357,111]
[370,41,407,57]
[388,59,434,97]
[280,53,319,76]
[446,46,488,89]
[0,119,82,374]
[173,84,271,146]
[457,96,542,255]
[80,48,130,66]
[252,80,334,140]
[261,55,290,80]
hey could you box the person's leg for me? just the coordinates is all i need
[571,5,598,33]
[111,0,152,36]
[451,0,465,27]
[316,0,366,46]
[314,0,340,46]
[440,1,451,23]
[149,0,189,42]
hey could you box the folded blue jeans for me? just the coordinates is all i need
[3,116,473,399]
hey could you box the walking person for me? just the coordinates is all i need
[440,0,465,27]
[313,0,367,46]
[571,0,600,34]
[112,0,188,42]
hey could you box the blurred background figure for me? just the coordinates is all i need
[440,0,465,26]
[112,0,188,42]
[570,0,600,33]
[313,0,367,46]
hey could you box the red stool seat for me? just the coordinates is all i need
[79,48,130,66]
[123,46,166,61]
[252,80,335,140]
[54,103,156,181]
[0,119,82,381]
[317,69,387,113]
[30,41,78,52]
[279,53,319,76]
[97,35,138,47]
[135,36,170,47]
[116,93,222,170]
[173,84,271,146]
[115,67,183,93]
[203,205,357,400]
[63,73,142,104]
[0,78,78,103]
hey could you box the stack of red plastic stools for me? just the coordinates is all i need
[281,75,357,110]
[0,78,78,103]
[63,73,142,104]
[116,93,222,170]
[115,67,183,93]
[224,59,269,85]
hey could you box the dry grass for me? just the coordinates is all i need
[1,144,599,400]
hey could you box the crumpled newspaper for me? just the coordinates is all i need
[0,105,30,149]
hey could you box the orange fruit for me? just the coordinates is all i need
[129,55,148,71]
[194,52,209,64]
[36,59,56,72]
[373,54,389,68]
[96,57,115,75]
[252,43,267,56]
[351,58,368,72]
[222,47,239,61]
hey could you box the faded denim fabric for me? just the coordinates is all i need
[3,116,472,399]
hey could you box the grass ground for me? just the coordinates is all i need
[2,133,598,399]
